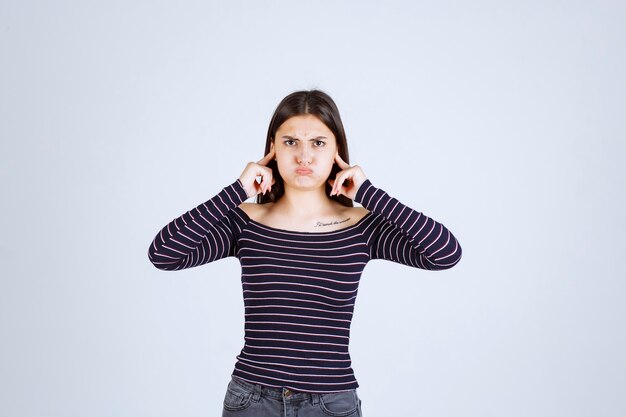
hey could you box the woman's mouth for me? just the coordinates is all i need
[295,168,313,174]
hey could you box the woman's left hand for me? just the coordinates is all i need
[328,152,368,201]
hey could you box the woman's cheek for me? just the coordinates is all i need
[322,163,334,179]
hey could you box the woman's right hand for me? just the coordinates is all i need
[238,147,276,198]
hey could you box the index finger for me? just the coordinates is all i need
[257,146,276,166]
[334,152,350,169]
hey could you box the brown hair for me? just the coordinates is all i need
[257,89,353,207]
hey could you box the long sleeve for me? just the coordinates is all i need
[355,179,462,270]
[148,179,249,271]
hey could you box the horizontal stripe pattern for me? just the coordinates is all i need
[148,178,462,392]
[355,180,463,270]
[148,179,249,270]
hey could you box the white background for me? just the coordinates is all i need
[1,1,625,416]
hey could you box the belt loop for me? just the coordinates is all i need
[252,383,262,402]
[311,393,320,405]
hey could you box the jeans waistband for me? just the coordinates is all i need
[230,375,322,402]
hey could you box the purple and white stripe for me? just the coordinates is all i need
[148,178,462,393]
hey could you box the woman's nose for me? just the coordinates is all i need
[298,146,311,164]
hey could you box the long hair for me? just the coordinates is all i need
[257,89,353,207]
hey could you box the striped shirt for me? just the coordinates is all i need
[148,178,462,393]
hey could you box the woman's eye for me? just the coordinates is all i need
[283,140,325,147]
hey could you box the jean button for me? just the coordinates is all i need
[284,388,292,397]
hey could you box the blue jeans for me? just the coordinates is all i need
[221,375,363,417]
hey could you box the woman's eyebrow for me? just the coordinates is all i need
[281,135,328,140]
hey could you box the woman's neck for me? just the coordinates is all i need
[274,184,338,218]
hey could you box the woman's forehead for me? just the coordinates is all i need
[277,115,334,138]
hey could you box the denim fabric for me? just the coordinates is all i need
[222,375,362,417]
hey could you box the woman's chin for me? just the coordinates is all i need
[285,177,324,189]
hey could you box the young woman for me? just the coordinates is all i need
[148,90,462,417]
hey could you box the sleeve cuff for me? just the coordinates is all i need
[354,179,374,206]
[232,178,250,203]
